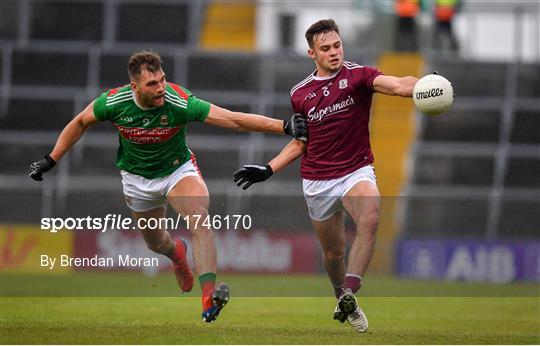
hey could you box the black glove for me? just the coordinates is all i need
[29,155,56,181]
[283,113,308,141]
[233,164,273,190]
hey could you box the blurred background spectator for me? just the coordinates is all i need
[394,0,421,51]
[432,0,461,52]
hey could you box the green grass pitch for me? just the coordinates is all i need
[1,273,539,344]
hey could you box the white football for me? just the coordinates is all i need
[413,74,454,115]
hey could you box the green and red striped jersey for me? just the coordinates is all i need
[93,82,210,179]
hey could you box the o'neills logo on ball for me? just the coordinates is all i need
[416,88,444,100]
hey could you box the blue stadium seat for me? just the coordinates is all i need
[31,2,103,41]
[271,104,295,122]
[273,56,315,93]
[422,109,501,142]
[431,59,507,97]
[249,195,312,229]
[194,149,243,180]
[505,158,540,188]
[511,110,540,143]
[187,54,260,91]
[0,190,44,223]
[1,98,74,130]
[499,198,540,237]
[72,146,118,175]
[404,197,488,236]
[516,64,540,97]
[413,154,494,186]
[0,2,18,39]
[12,50,88,87]
[117,3,188,43]
[0,143,55,174]
[63,191,126,219]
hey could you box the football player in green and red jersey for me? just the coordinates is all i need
[29,50,307,323]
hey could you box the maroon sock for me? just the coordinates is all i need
[344,274,362,294]
[333,284,344,299]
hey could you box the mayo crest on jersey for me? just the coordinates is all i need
[290,61,383,180]
[93,82,210,179]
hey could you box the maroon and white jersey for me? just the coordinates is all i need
[290,61,383,180]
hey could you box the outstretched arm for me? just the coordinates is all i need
[50,102,100,161]
[205,104,283,133]
[29,102,99,181]
[234,139,306,190]
[204,104,307,140]
[268,139,306,173]
[373,75,418,97]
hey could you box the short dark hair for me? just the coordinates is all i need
[127,50,163,81]
[305,19,340,48]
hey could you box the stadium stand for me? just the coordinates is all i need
[0,2,18,40]
[0,0,538,247]
[116,3,189,44]
[0,1,301,227]
[31,2,103,41]
[403,57,540,239]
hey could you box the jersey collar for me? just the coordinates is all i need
[312,66,342,81]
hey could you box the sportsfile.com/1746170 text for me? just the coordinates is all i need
[40,214,253,233]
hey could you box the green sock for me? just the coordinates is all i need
[200,272,217,310]
[199,272,217,294]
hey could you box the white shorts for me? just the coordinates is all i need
[302,165,377,221]
[121,158,201,213]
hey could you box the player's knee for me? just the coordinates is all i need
[324,249,345,264]
[360,207,379,235]
[183,206,209,222]
[181,198,210,219]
